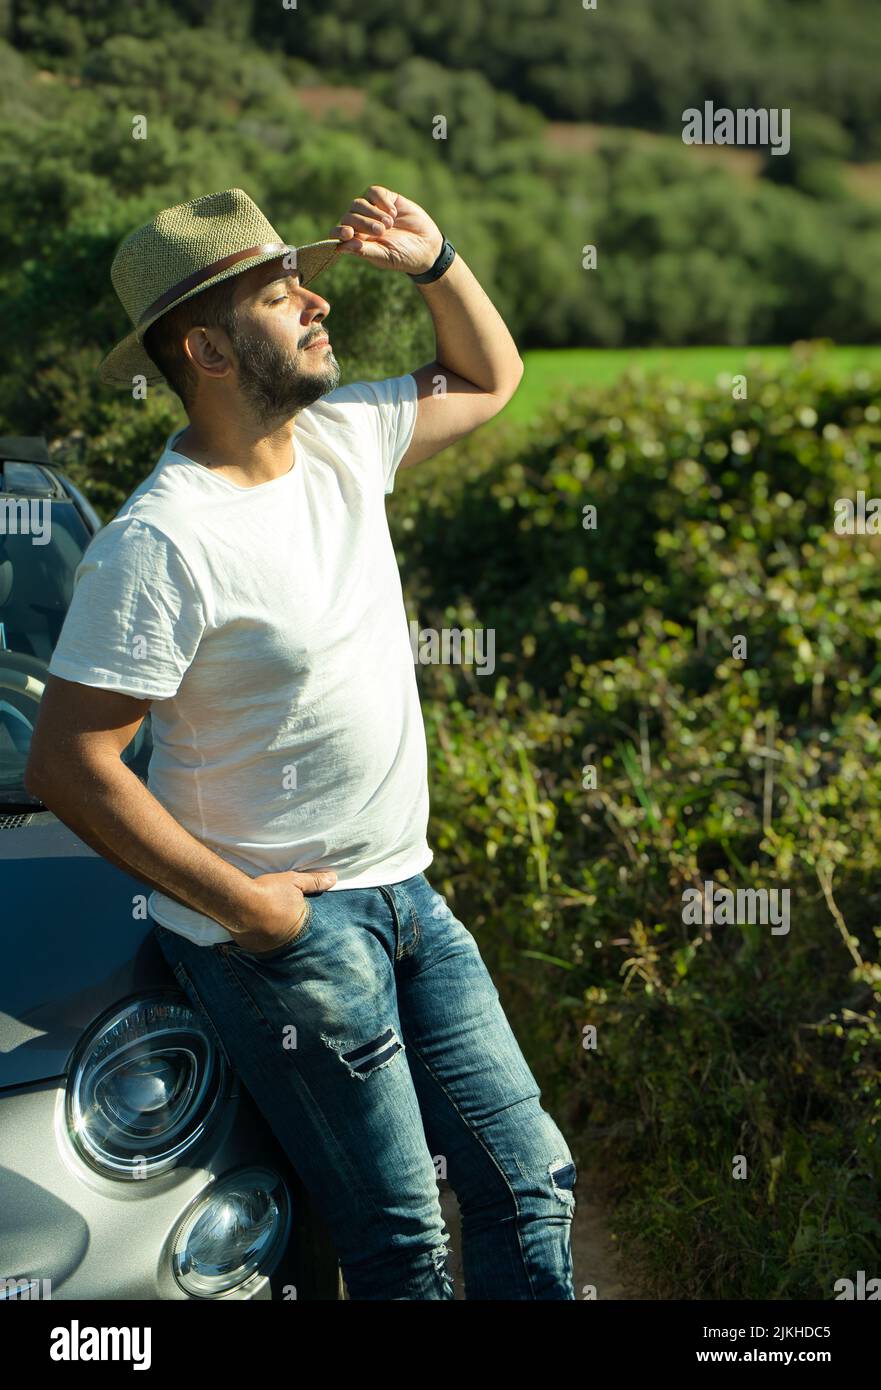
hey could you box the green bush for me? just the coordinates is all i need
[395,346,881,1298]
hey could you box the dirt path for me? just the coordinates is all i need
[439,1175,642,1299]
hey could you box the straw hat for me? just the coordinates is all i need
[98,187,344,386]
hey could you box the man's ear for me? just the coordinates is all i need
[183,325,233,381]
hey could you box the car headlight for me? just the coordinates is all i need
[171,1167,291,1297]
[67,996,228,1180]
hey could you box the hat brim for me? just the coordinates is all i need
[98,239,346,387]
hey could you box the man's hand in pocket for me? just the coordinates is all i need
[233,868,337,955]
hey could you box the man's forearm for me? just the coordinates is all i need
[415,251,523,395]
[32,759,261,933]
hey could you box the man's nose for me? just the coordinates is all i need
[299,290,330,323]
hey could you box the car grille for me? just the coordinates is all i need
[0,813,35,830]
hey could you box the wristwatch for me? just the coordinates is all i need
[408,236,456,284]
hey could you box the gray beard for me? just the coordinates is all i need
[233,329,341,426]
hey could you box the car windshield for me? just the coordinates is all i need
[0,501,92,663]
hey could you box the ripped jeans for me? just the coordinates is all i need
[151,872,576,1300]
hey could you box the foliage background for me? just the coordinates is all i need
[1,0,879,1298]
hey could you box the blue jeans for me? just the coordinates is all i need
[152,871,576,1300]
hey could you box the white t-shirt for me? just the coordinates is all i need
[47,373,433,945]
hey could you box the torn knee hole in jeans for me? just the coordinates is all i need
[549,1157,577,1207]
[321,1025,404,1080]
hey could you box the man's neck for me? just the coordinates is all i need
[174,412,298,489]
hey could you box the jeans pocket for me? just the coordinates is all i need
[230,898,315,965]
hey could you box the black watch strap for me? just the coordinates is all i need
[408,237,456,284]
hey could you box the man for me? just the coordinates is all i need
[26,185,577,1300]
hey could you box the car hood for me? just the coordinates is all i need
[0,814,172,1088]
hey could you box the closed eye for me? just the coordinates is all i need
[267,277,299,305]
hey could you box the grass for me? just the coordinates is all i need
[504,344,881,422]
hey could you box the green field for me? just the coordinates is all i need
[505,344,881,421]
